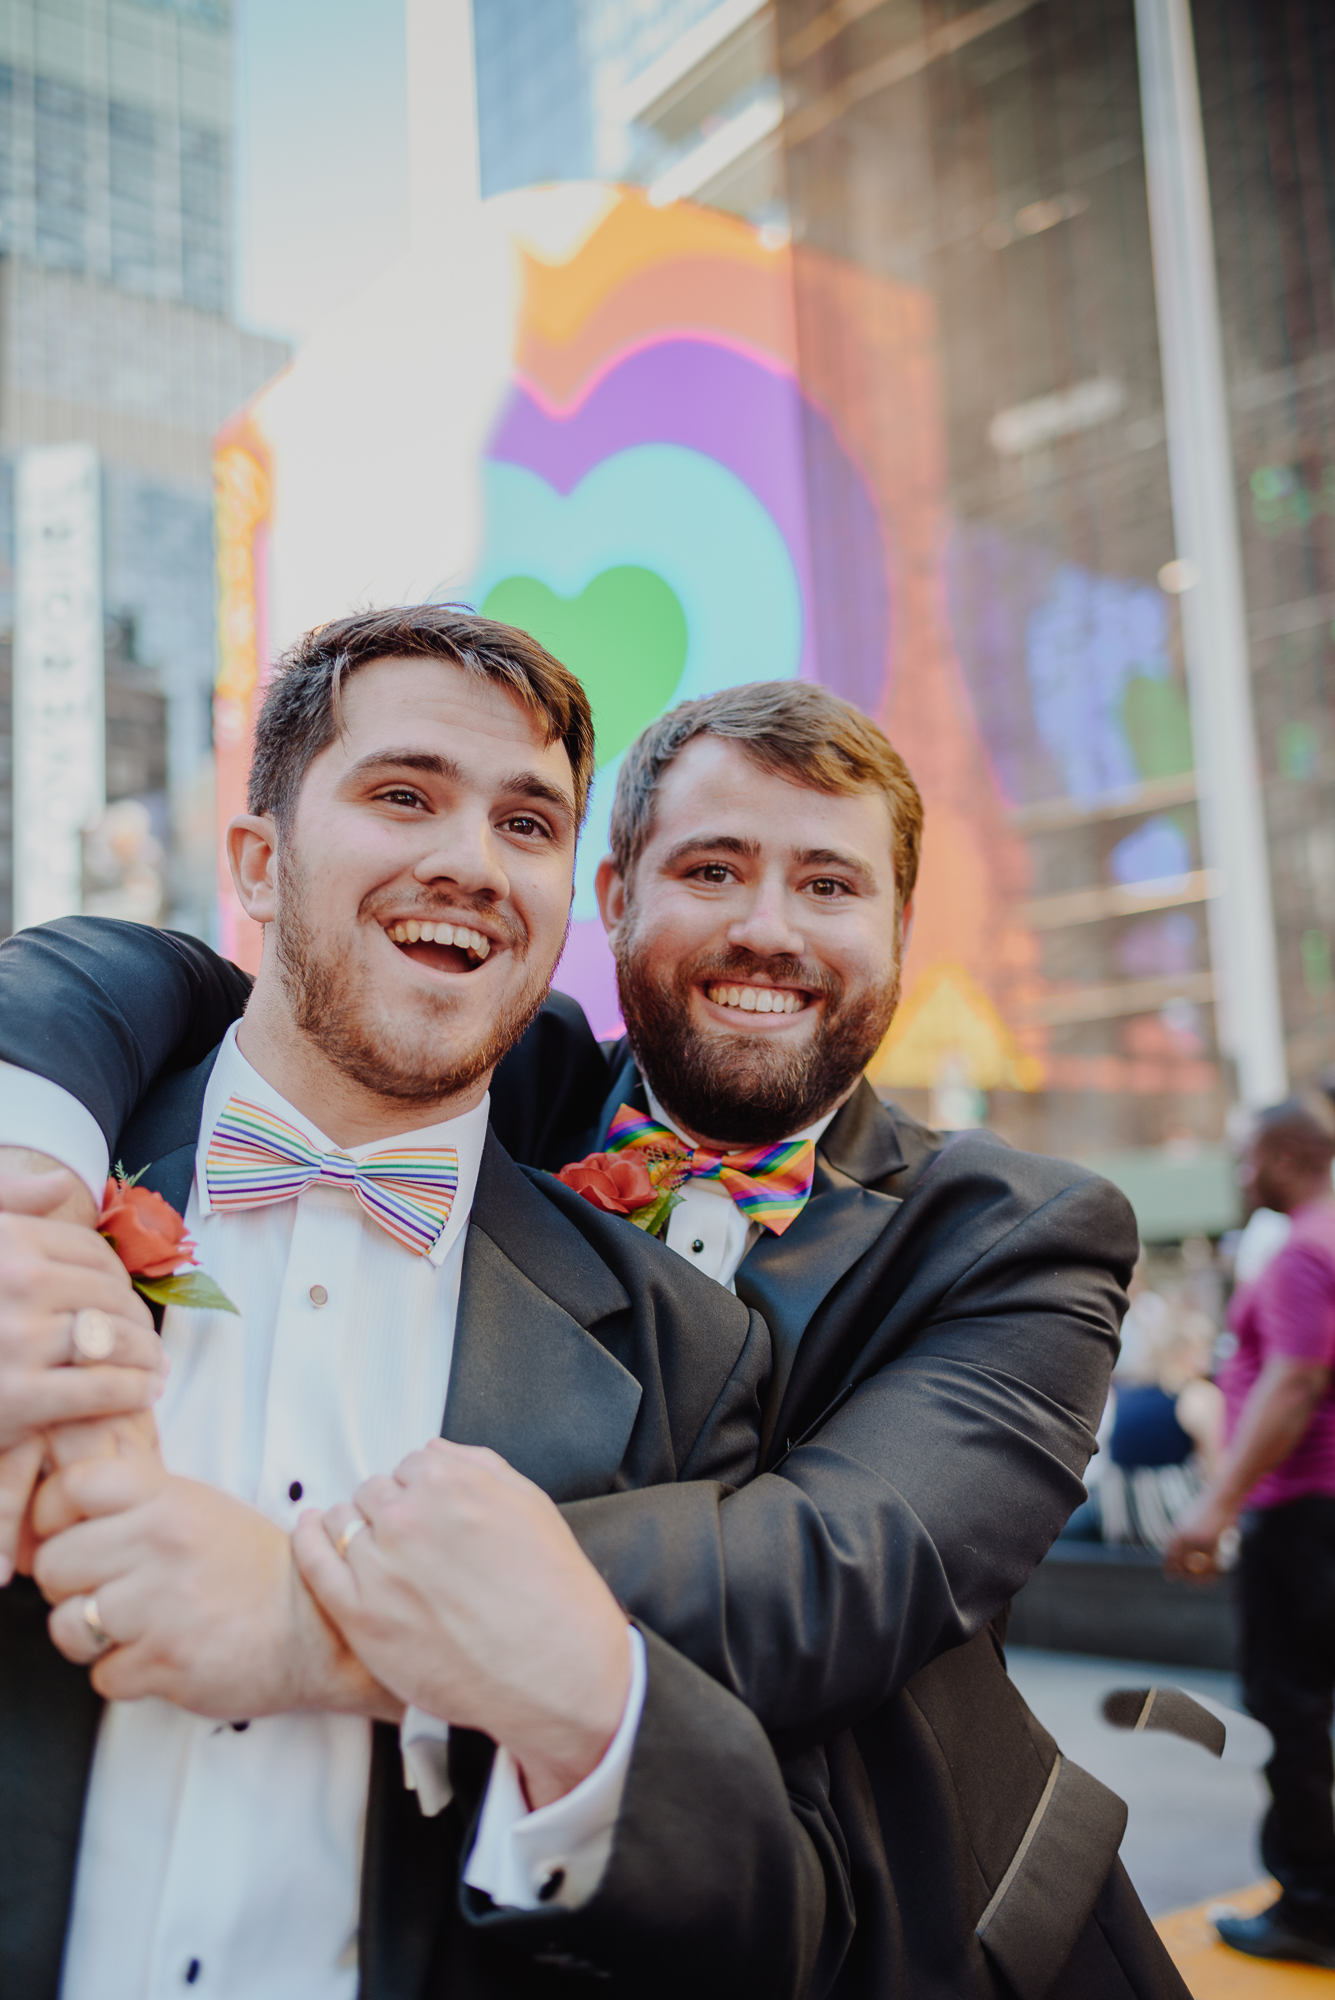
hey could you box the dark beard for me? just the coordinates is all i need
[274,852,553,1107]
[615,941,901,1147]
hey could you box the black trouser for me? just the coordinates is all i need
[1239,1494,1335,1932]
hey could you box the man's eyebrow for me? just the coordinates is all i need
[344,750,463,783]
[500,771,577,823]
[796,846,879,887]
[661,833,761,868]
[341,752,575,824]
[659,833,878,886]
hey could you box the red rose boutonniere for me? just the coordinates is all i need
[555,1150,685,1239]
[98,1165,237,1313]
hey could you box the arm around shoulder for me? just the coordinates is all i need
[565,1161,1133,1749]
[0,918,251,1146]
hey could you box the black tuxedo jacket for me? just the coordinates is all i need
[0,922,1189,2000]
[0,1040,852,2000]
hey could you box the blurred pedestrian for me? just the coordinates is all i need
[1165,1093,1335,1969]
[1062,1270,1221,1548]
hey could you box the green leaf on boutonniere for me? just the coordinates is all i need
[627,1189,685,1240]
[134,1271,239,1314]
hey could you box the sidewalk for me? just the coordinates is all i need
[1007,1647,1261,1915]
[1007,1648,1335,1992]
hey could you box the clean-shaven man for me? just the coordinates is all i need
[0,680,1188,1999]
[0,612,847,2000]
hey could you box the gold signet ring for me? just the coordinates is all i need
[71,1308,116,1364]
[334,1517,369,1560]
[82,1595,113,1650]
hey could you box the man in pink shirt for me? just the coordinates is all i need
[1166,1093,1335,1968]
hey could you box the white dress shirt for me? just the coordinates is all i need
[641,1085,838,1292]
[0,1034,642,2000]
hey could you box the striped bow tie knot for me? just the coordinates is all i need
[205,1098,459,1258]
[606,1104,815,1236]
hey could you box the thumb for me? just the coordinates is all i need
[293,1511,360,1627]
[0,1168,95,1223]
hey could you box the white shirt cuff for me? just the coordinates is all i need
[0,1063,109,1204]
[462,1624,647,1911]
[400,1706,453,1817]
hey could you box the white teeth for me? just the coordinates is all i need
[706,984,804,1015]
[385,921,492,960]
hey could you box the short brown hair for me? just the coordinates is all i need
[609,682,923,901]
[247,605,595,830]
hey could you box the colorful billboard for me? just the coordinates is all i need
[214,183,1210,1104]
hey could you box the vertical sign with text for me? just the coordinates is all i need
[14,444,105,930]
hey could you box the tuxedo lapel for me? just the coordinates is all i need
[817,1077,910,1189]
[443,1133,644,1503]
[0,1578,104,2000]
[590,1051,644,1151]
[590,1069,909,1458]
[736,1155,900,1460]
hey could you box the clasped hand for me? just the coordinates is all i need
[0,1163,169,1581]
[1,1167,631,1799]
[295,1440,632,1807]
[34,1441,631,1806]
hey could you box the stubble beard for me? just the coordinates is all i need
[274,850,555,1107]
[614,931,902,1147]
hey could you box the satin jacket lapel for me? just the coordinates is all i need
[589,1070,908,1460]
[737,1153,900,1460]
[761,1083,926,1459]
[0,1578,105,2000]
[442,1132,644,1503]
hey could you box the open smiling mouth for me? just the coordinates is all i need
[705,983,808,1016]
[384,920,493,974]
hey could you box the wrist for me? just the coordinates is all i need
[1204,1485,1244,1530]
[286,1563,402,1721]
[511,1626,634,1810]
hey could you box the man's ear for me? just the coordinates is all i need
[595,856,627,940]
[227,815,279,924]
[899,896,915,955]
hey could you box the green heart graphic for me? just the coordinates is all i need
[482,566,688,769]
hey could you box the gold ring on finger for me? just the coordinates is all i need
[1185,1551,1212,1575]
[71,1308,116,1365]
[82,1594,113,1651]
[334,1517,369,1560]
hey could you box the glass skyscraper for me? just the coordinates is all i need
[0,0,287,936]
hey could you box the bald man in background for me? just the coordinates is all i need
[1168,1094,1335,1970]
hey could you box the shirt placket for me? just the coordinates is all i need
[257,1179,366,1521]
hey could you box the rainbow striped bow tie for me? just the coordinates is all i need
[205,1097,459,1258]
[607,1104,816,1236]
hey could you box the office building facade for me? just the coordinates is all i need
[468,0,1335,1218]
[0,0,286,936]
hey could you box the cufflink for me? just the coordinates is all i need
[537,1867,566,1904]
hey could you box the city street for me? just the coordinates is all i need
[1009,1648,1335,1994]
[1008,1647,1261,1917]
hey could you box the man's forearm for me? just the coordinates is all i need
[1206,1356,1328,1519]
[0,1150,96,1224]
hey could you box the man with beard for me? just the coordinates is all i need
[0,615,847,2000]
[0,679,1190,1999]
